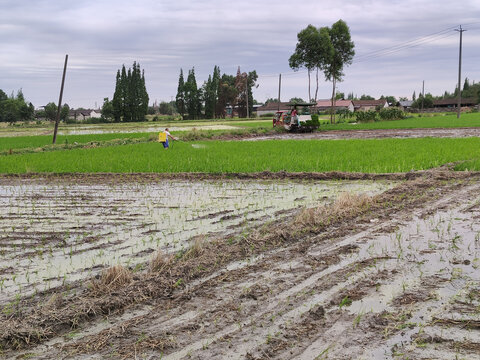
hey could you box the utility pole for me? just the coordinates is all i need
[455,25,466,119]
[53,54,68,144]
[245,75,249,119]
[277,74,282,111]
[421,80,425,113]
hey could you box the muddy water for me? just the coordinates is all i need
[0,179,394,304]
[58,124,240,135]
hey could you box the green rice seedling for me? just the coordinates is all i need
[4,137,480,173]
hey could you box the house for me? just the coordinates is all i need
[69,109,102,121]
[352,99,388,111]
[316,99,354,112]
[256,102,291,116]
[432,98,477,109]
[397,100,413,111]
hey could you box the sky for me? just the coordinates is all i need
[1,0,480,109]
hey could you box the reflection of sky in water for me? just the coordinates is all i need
[58,125,240,135]
[0,179,394,303]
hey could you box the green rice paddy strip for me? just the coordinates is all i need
[2,137,480,174]
[0,133,152,151]
[321,113,480,131]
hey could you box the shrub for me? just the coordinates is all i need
[355,110,377,123]
[301,114,319,131]
[260,112,275,118]
[378,107,406,120]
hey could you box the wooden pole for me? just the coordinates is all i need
[53,54,68,144]
[277,73,281,111]
[455,26,465,119]
[245,74,249,119]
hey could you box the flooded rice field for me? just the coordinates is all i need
[57,124,241,136]
[0,178,392,304]
[2,174,480,360]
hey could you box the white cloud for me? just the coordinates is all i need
[0,0,479,107]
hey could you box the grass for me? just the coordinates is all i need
[0,121,273,151]
[0,133,153,151]
[320,112,480,131]
[2,137,480,174]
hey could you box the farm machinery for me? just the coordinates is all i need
[272,102,318,132]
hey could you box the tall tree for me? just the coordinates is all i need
[184,68,200,119]
[247,70,258,117]
[44,102,57,121]
[212,65,221,118]
[323,20,355,123]
[111,62,149,122]
[203,75,215,119]
[112,70,122,122]
[289,25,333,103]
[175,69,186,118]
[235,67,248,118]
[216,74,237,118]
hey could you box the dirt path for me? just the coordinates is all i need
[3,173,480,359]
[247,127,480,141]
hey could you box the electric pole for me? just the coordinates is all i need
[455,25,466,119]
[245,75,249,119]
[53,54,68,144]
[421,80,425,113]
[277,74,282,111]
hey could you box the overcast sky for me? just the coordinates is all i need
[1,0,480,109]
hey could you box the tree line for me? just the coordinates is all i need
[0,89,35,123]
[176,66,258,119]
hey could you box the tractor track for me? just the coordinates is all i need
[3,173,480,359]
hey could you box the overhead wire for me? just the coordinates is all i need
[256,24,476,78]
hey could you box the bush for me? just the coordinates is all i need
[260,112,275,118]
[355,110,377,123]
[378,107,406,120]
[301,114,319,131]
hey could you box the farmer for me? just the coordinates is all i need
[159,128,177,149]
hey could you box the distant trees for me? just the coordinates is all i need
[43,102,70,122]
[216,74,236,118]
[158,101,176,115]
[112,62,149,122]
[203,66,220,119]
[234,67,258,118]
[289,97,305,104]
[101,97,114,121]
[175,66,258,119]
[0,89,35,123]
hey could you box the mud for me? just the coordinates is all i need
[0,176,393,304]
[247,127,480,141]
[1,172,480,360]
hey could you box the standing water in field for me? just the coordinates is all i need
[0,178,395,304]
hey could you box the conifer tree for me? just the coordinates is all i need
[175,69,186,118]
[111,62,149,122]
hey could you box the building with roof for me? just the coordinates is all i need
[432,98,477,109]
[255,102,291,116]
[352,99,388,111]
[316,99,354,112]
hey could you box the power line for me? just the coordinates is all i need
[354,32,457,63]
[354,26,457,60]
[256,24,477,78]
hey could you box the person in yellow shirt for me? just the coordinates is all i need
[159,128,177,149]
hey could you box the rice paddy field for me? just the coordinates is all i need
[1,115,480,359]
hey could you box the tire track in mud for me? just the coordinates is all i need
[5,177,480,359]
